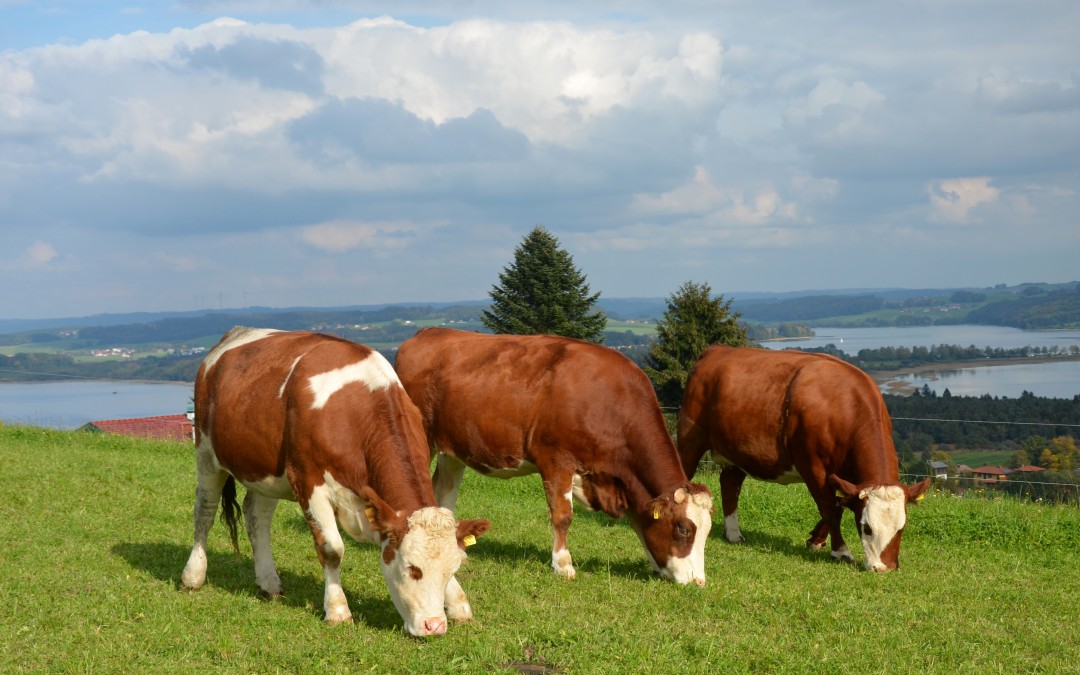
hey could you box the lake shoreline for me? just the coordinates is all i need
[870,354,1080,395]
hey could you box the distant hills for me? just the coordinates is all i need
[2,281,1078,336]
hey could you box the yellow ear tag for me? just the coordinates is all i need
[835,490,845,499]
[463,534,476,547]
[916,494,926,502]
[364,507,375,521]
[652,506,661,520]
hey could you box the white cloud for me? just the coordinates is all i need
[299,219,421,253]
[24,240,58,265]
[632,165,798,226]
[929,177,1000,224]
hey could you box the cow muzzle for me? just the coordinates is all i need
[410,616,448,637]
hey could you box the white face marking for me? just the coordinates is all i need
[660,491,713,586]
[308,351,400,409]
[383,507,466,637]
[479,459,538,478]
[203,327,281,372]
[859,485,907,571]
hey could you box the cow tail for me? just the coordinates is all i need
[220,476,243,554]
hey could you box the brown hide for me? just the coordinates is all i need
[395,327,712,583]
[196,329,435,513]
[678,345,929,571]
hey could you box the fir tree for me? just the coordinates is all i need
[481,225,607,342]
[644,281,750,408]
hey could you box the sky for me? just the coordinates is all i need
[1,1,1078,320]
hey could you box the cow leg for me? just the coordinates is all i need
[541,470,577,579]
[243,490,282,598]
[719,467,747,543]
[302,488,352,624]
[443,576,474,622]
[180,449,229,591]
[432,453,467,511]
[807,518,830,550]
[807,489,853,562]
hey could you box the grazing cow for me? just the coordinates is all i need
[180,328,490,636]
[677,346,930,571]
[394,327,713,586]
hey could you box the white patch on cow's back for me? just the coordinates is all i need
[308,351,400,409]
[860,485,907,571]
[279,355,303,399]
[203,327,281,372]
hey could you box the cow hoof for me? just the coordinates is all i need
[446,603,473,622]
[806,539,827,551]
[259,589,283,600]
[325,609,353,625]
[830,547,855,563]
[555,566,577,580]
[726,534,745,544]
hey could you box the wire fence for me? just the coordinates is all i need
[663,407,1080,505]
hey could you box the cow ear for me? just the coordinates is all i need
[456,518,491,550]
[828,474,860,504]
[906,478,932,503]
[359,486,399,535]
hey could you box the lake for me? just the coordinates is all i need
[763,325,1080,355]
[762,325,1080,400]
[2,325,1079,429]
[0,380,193,430]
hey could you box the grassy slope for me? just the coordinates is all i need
[1,426,1077,673]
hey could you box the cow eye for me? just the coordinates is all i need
[408,564,423,581]
[676,522,691,538]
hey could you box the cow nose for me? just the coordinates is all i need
[693,577,706,588]
[421,617,448,636]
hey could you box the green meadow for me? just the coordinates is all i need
[1,425,1077,673]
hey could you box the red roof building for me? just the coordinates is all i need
[79,414,194,442]
[970,465,1009,485]
[1012,464,1047,473]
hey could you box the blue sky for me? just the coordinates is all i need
[2,1,1078,319]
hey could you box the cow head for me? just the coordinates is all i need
[634,483,713,586]
[361,487,490,636]
[829,475,931,571]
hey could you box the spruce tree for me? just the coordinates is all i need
[481,225,607,342]
[644,281,751,408]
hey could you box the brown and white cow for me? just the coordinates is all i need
[180,327,490,636]
[677,346,930,571]
[394,327,713,586]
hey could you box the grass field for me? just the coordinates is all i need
[1,425,1077,673]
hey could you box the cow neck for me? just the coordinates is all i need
[844,422,901,487]
[624,433,691,507]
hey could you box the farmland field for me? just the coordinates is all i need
[1,425,1077,673]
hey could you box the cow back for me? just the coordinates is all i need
[680,345,898,483]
